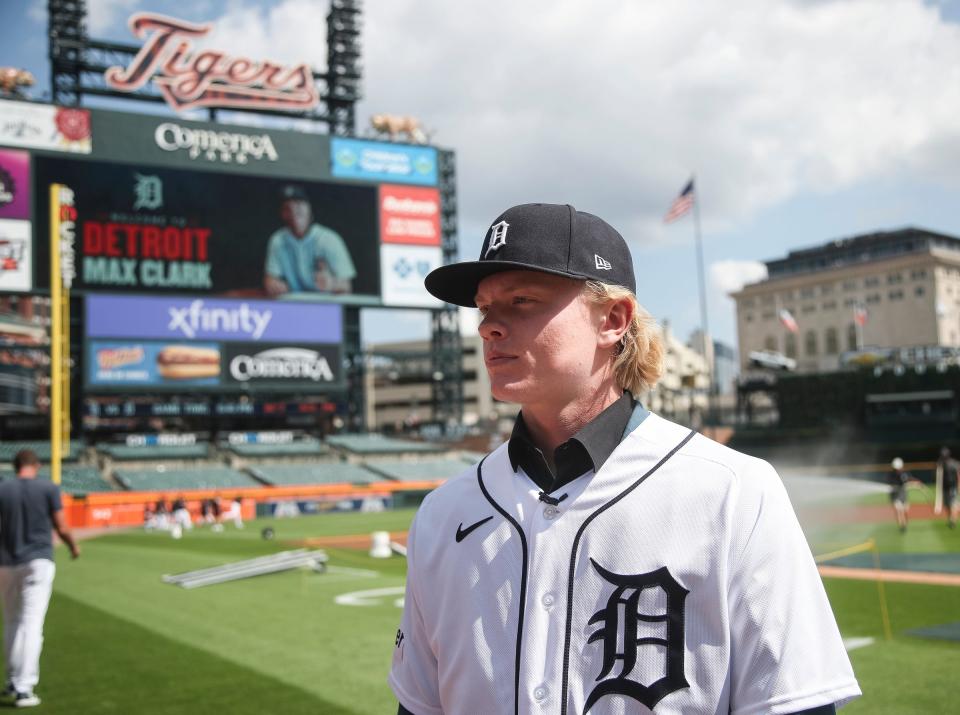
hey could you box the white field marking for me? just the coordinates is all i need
[335,586,406,608]
[322,565,380,578]
[843,637,875,652]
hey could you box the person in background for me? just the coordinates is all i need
[171,495,192,532]
[222,497,244,529]
[936,447,960,529]
[153,498,169,531]
[0,449,80,708]
[888,457,921,533]
[263,185,356,295]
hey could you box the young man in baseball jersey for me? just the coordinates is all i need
[0,450,80,707]
[389,204,860,714]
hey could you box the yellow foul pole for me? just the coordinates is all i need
[49,184,75,485]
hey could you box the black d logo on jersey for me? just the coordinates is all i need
[584,559,689,713]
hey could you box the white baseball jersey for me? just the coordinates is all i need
[389,413,860,714]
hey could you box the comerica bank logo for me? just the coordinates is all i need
[229,348,335,382]
[155,122,279,164]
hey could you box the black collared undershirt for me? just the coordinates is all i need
[508,390,635,495]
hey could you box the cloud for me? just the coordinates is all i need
[192,0,960,348]
[711,260,768,298]
[86,0,139,34]
[200,0,960,259]
[708,259,768,346]
[27,1,45,24]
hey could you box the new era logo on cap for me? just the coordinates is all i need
[424,203,636,306]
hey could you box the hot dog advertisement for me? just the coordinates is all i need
[88,341,222,387]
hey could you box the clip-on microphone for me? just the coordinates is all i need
[538,491,568,506]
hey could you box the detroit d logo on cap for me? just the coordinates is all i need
[484,220,509,258]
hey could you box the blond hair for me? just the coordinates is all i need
[582,280,664,394]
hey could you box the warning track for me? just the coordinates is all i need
[819,565,960,587]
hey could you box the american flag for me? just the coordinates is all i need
[664,179,695,223]
[778,308,799,333]
[853,304,868,326]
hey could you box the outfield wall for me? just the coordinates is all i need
[62,480,441,529]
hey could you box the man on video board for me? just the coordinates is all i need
[263,185,357,295]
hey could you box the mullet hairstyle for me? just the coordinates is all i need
[582,280,664,394]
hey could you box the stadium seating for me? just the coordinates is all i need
[363,458,473,482]
[98,443,211,461]
[325,434,446,457]
[0,440,85,463]
[0,466,115,495]
[250,463,378,486]
[225,440,333,459]
[114,466,259,492]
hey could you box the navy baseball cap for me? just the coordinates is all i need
[424,203,636,307]
[280,185,308,202]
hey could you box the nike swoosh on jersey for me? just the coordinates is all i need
[455,516,494,543]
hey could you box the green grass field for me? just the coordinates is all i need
[7,498,960,713]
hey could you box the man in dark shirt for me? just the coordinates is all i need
[936,447,960,528]
[0,449,80,707]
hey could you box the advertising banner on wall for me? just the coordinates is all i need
[33,157,380,300]
[0,220,31,292]
[221,343,341,387]
[379,184,441,246]
[88,108,332,181]
[88,341,222,387]
[85,295,344,392]
[86,339,343,391]
[86,295,342,344]
[376,184,442,307]
[0,149,30,220]
[331,138,437,186]
[0,100,91,153]
[380,243,442,308]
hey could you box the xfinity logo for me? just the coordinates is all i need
[229,348,334,382]
[168,300,272,340]
[155,122,279,164]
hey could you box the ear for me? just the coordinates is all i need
[597,296,633,350]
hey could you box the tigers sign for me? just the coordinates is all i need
[104,13,320,113]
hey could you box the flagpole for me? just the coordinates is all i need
[691,176,713,427]
[855,306,864,351]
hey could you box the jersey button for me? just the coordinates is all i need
[543,505,560,520]
[533,685,548,701]
[541,592,555,608]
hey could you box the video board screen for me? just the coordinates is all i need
[33,157,381,301]
[85,295,344,393]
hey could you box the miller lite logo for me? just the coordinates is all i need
[104,13,320,113]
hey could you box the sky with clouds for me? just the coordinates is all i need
[3,0,960,350]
